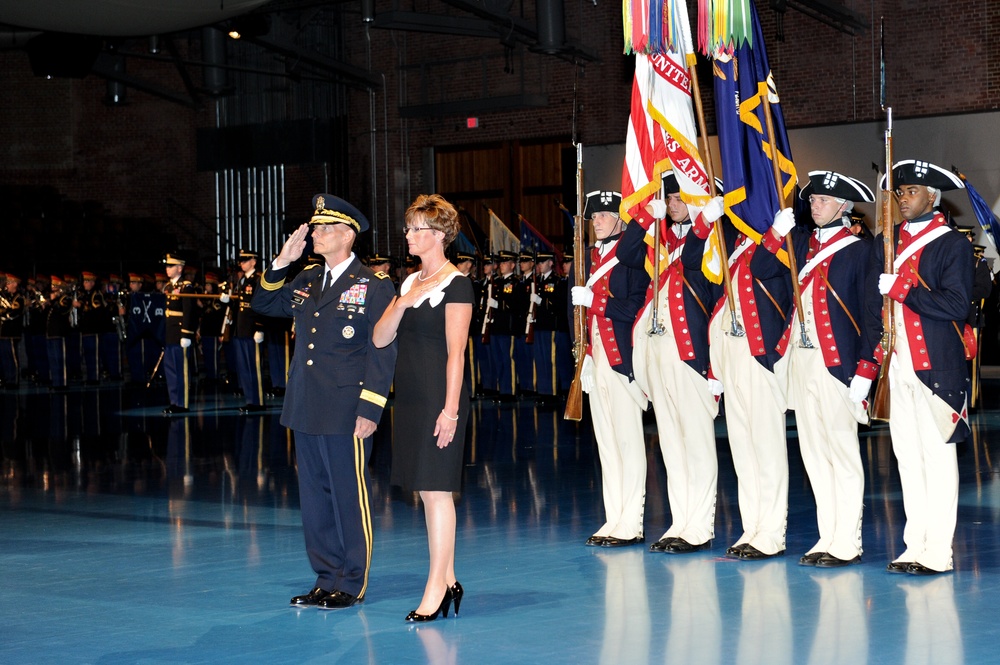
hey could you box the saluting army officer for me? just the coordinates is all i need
[253,193,397,609]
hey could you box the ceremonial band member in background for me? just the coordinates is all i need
[513,251,536,398]
[704,197,792,560]
[618,173,722,554]
[860,160,973,575]
[772,171,875,568]
[76,271,109,385]
[254,193,397,610]
[0,273,26,389]
[572,190,650,547]
[233,249,266,413]
[198,272,230,387]
[161,253,198,414]
[45,275,74,391]
[473,254,496,396]
[374,193,474,622]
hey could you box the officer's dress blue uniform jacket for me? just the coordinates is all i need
[253,259,397,434]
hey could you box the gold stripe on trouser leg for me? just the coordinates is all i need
[182,346,189,408]
[354,435,374,597]
[253,343,264,404]
[283,332,290,383]
[508,337,516,393]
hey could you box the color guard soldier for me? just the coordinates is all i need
[514,251,536,397]
[772,171,875,567]
[233,249,266,413]
[859,160,973,575]
[486,250,518,400]
[162,253,199,414]
[0,272,26,388]
[572,190,650,547]
[529,250,560,402]
[705,196,793,560]
[617,173,722,554]
[474,254,496,396]
[253,193,397,610]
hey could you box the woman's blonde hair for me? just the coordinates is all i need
[405,194,460,247]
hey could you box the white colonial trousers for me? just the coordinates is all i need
[779,283,865,561]
[887,300,959,572]
[589,317,647,541]
[710,293,789,555]
[633,294,718,547]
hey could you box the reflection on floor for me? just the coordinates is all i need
[2,378,1000,664]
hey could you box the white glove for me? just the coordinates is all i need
[219,293,231,304]
[487,297,498,309]
[702,196,725,224]
[646,199,667,219]
[580,355,595,394]
[530,293,543,305]
[772,207,796,237]
[180,337,192,349]
[571,286,594,308]
[253,331,264,344]
[708,378,724,397]
[849,375,873,403]
[878,273,898,296]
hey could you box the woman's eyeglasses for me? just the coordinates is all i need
[402,226,434,235]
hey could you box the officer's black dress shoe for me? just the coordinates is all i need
[739,545,784,560]
[586,535,608,547]
[886,561,913,574]
[799,552,826,566]
[290,586,332,607]
[602,536,645,548]
[906,562,947,576]
[725,543,749,559]
[239,404,266,414]
[815,554,861,568]
[162,405,189,415]
[317,590,364,610]
[663,538,712,554]
[649,536,678,552]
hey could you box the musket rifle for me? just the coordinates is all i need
[869,18,895,423]
[564,142,587,422]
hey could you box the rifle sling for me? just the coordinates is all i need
[815,267,860,336]
[754,278,786,321]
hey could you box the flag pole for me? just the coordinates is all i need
[688,55,744,337]
[761,91,812,348]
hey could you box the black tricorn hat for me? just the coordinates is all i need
[799,170,875,203]
[881,160,965,191]
[583,190,622,218]
[310,193,370,233]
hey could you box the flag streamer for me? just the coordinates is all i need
[957,172,1000,249]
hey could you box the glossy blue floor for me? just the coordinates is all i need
[3,378,1000,665]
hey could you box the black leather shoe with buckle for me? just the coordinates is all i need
[663,538,712,554]
[815,554,861,568]
[738,545,784,560]
[799,552,826,566]
[886,561,912,574]
[602,536,645,548]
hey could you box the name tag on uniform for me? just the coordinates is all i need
[291,289,310,306]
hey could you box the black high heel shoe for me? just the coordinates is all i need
[405,586,453,622]
[450,581,464,616]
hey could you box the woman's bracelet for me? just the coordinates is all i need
[441,410,459,421]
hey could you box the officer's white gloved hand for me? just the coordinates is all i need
[848,375,873,403]
[772,207,796,237]
[219,293,231,304]
[488,297,499,309]
[708,378,724,397]
[878,273,898,296]
[646,199,667,219]
[180,337,192,349]
[580,355,595,394]
[702,196,725,224]
[571,286,594,308]
[253,331,264,344]
[531,293,543,305]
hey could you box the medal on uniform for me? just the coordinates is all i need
[342,325,355,339]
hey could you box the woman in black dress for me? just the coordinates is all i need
[373,194,474,621]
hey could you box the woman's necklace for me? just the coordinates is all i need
[417,260,448,281]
